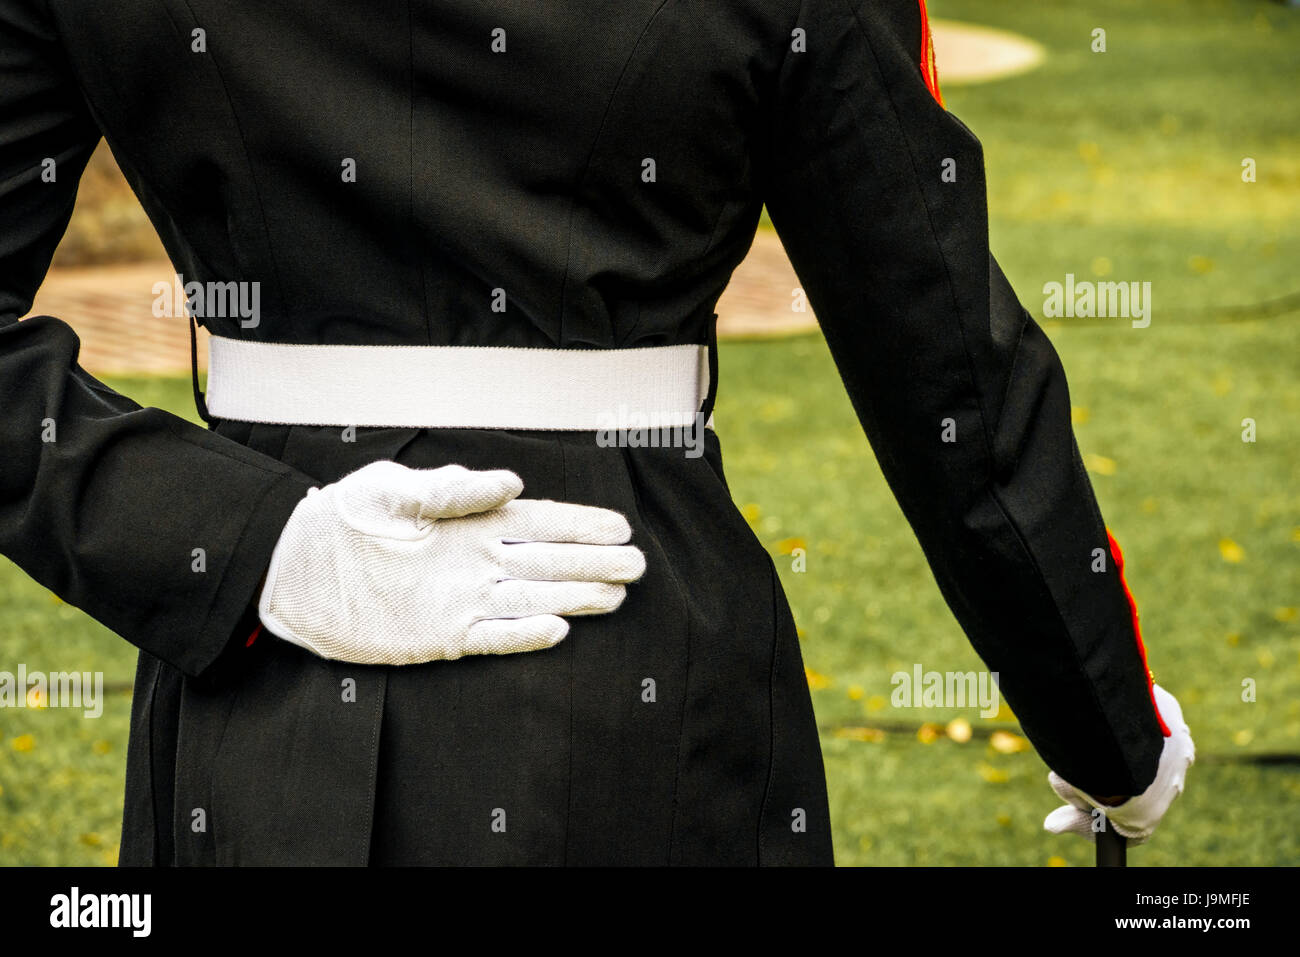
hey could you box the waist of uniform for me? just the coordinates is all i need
[203,335,715,432]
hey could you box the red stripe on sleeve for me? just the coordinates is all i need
[1107,528,1172,736]
[917,0,945,107]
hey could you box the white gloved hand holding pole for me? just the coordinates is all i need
[1043,683,1194,845]
[257,460,646,666]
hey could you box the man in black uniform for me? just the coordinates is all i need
[0,0,1190,864]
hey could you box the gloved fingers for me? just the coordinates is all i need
[489,499,634,545]
[1043,804,1097,841]
[1042,805,1148,846]
[335,461,525,534]
[1047,771,1095,811]
[494,541,647,584]
[487,579,627,618]
[407,464,525,521]
[463,614,570,656]
[1109,819,1152,845]
[1045,688,1194,850]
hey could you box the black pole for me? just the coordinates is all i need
[1097,822,1127,867]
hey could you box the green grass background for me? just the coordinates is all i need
[2,0,1297,864]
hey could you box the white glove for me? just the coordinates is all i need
[257,460,646,665]
[1043,684,1194,845]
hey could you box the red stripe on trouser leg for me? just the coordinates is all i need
[1107,528,1171,736]
[246,623,262,647]
[917,0,945,107]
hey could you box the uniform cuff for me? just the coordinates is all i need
[183,470,318,677]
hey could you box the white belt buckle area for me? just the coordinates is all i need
[203,336,714,432]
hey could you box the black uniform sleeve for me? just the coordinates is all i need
[0,0,317,677]
[760,0,1165,795]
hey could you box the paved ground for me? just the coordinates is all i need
[24,21,1041,377]
[26,228,810,377]
[929,19,1044,84]
[28,262,212,376]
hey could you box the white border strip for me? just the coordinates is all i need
[205,337,712,431]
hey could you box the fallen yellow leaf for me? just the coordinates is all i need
[946,718,972,743]
[776,537,806,555]
[805,668,832,691]
[1218,539,1245,563]
[990,731,1029,754]
[1083,453,1117,476]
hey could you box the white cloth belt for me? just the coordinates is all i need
[204,335,714,431]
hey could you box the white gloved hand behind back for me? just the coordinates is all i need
[258,460,646,665]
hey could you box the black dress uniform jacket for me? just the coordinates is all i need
[0,0,1164,865]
